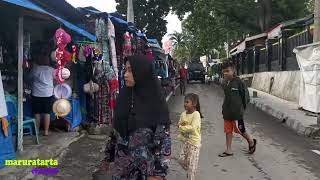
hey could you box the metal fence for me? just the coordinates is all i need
[235,30,312,75]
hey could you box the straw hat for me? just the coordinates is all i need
[54,83,72,99]
[53,99,71,117]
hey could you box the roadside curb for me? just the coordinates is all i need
[250,94,320,138]
[166,84,179,102]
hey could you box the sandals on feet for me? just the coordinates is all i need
[219,152,234,157]
[249,139,257,154]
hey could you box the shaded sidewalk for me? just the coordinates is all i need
[0,131,84,180]
[249,88,320,137]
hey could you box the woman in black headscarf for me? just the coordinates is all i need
[102,55,171,180]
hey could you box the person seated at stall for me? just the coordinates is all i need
[29,52,54,136]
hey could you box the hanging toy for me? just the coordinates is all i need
[55,28,71,49]
[72,45,78,64]
[53,28,73,118]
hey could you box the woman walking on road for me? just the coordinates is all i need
[101,55,171,180]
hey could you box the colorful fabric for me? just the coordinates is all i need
[97,82,110,125]
[136,37,146,55]
[178,142,201,180]
[105,125,171,179]
[108,18,119,80]
[123,32,132,57]
[109,78,119,126]
[96,18,114,81]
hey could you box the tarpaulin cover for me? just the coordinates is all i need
[0,120,16,169]
[294,42,320,113]
[1,0,96,41]
[136,32,147,41]
[148,38,159,44]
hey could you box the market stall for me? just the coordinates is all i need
[0,0,95,153]
[77,7,153,127]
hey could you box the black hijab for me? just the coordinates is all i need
[113,55,170,138]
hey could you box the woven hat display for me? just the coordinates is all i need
[53,99,71,117]
[54,83,72,99]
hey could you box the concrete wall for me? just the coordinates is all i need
[251,71,300,103]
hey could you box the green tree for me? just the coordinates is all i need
[169,31,185,47]
[115,0,170,42]
[169,0,311,56]
[170,31,200,62]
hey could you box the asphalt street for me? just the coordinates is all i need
[168,83,320,180]
[44,83,320,180]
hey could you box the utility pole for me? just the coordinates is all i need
[127,0,134,23]
[313,0,320,42]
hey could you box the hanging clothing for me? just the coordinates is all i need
[108,18,119,80]
[123,32,132,57]
[96,18,114,81]
[97,82,110,125]
[0,72,7,118]
[109,78,119,126]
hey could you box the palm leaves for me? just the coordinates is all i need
[169,31,200,63]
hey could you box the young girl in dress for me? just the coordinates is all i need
[178,93,202,180]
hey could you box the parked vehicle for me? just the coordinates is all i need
[187,63,206,83]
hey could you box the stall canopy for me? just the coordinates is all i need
[148,39,162,49]
[78,7,138,34]
[136,32,147,41]
[1,0,96,41]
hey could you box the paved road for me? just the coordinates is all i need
[47,83,320,180]
[168,83,320,180]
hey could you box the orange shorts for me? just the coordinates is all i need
[224,119,246,134]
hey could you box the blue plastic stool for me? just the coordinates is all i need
[23,117,40,144]
[6,101,40,146]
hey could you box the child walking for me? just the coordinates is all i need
[219,61,257,157]
[178,93,202,180]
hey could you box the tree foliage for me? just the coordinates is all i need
[168,0,311,57]
[170,31,200,62]
[115,0,170,42]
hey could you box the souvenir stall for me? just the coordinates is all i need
[0,0,96,152]
[75,9,151,126]
[148,39,168,78]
